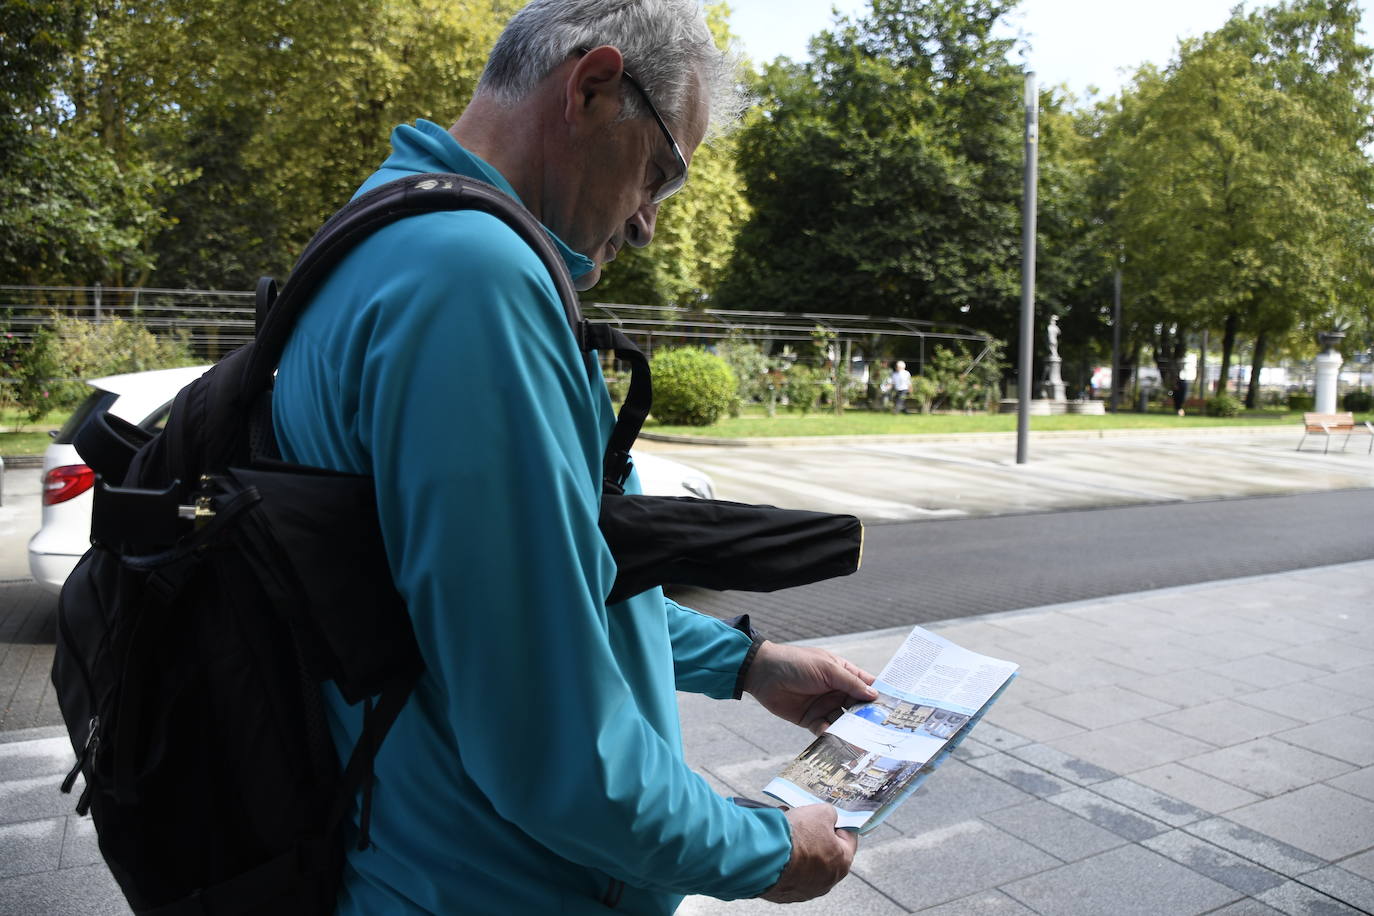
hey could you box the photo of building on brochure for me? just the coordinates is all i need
[768,690,969,818]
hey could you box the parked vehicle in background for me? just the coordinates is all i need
[28,366,714,592]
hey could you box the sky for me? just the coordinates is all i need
[725,0,1374,100]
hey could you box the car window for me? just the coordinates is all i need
[140,400,175,433]
[53,390,118,445]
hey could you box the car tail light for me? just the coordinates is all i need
[43,465,96,506]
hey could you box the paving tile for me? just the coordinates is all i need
[709,753,794,799]
[1234,682,1374,720]
[1089,777,1211,827]
[980,799,1126,862]
[1048,720,1216,775]
[1274,715,1374,767]
[952,736,998,760]
[964,752,1076,798]
[1000,844,1240,916]
[1004,743,1116,786]
[1203,655,1331,690]
[984,703,1083,743]
[1257,880,1367,915]
[677,874,907,915]
[1303,866,1374,913]
[1179,630,1289,661]
[1047,787,1171,842]
[1103,640,1230,675]
[1120,670,1257,708]
[0,736,75,783]
[1311,666,1374,701]
[1225,784,1374,861]
[1340,849,1374,882]
[881,758,1033,836]
[0,818,65,879]
[1029,684,1176,730]
[986,676,1064,707]
[1142,829,1287,895]
[681,722,773,769]
[0,863,131,916]
[1150,699,1303,746]
[0,774,82,826]
[1272,639,1374,674]
[967,722,1032,752]
[1181,738,1355,798]
[1023,657,1149,693]
[1130,762,1264,814]
[852,819,1059,912]
[915,890,1038,914]
[58,815,101,870]
[1202,900,1286,915]
[1182,818,1328,878]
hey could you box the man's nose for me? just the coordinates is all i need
[624,202,658,249]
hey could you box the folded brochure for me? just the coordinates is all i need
[762,625,1018,834]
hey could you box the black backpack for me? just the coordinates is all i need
[53,173,862,915]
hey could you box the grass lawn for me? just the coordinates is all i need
[1,407,69,457]
[645,406,1317,438]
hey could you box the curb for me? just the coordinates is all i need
[0,455,43,468]
[638,424,1298,448]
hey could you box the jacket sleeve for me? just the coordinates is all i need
[348,213,791,900]
[665,599,757,699]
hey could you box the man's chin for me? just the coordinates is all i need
[574,265,602,291]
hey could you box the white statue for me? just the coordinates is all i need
[1047,315,1061,362]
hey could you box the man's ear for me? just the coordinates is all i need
[564,44,625,127]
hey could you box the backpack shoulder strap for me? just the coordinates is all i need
[245,173,585,401]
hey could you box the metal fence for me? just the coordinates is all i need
[1,284,256,362]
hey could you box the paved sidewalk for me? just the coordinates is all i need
[676,560,1374,915]
[3,561,1371,914]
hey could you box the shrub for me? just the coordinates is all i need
[649,347,736,426]
[602,370,629,404]
[45,316,194,409]
[783,364,828,415]
[908,375,939,414]
[1206,394,1244,418]
[1342,390,1372,413]
[715,334,772,406]
[1287,392,1315,412]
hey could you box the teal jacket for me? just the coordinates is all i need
[272,120,792,914]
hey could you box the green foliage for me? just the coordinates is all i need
[0,330,63,423]
[714,334,773,407]
[649,347,737,426]
[1206,394,1245,418]
[1287,392,1316,412]
[602,370,630,404]
[720,0,1028,345]
[783,364,828,416]
[40,317,195,409]
[907,374,939,414]
[1342,390,1373,412]
[921,340,1005,412]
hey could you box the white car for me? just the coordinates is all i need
[28,366,714,592]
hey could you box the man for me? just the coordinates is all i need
[886,360,912,413]
[271,1,877,912]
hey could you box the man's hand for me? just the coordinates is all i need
[759,804,858,903]
[743,641,877,735]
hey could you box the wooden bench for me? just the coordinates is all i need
[1298,411,1374,454]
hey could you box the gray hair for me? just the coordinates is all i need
[476,0,746,136]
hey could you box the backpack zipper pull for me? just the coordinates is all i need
[61,716,100,794]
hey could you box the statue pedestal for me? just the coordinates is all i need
[1316,350,1342,414]
[1046,356,1066,402]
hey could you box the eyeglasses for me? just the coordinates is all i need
[578,48,688,203]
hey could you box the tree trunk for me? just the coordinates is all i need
[1216,313,1238,396]
[1245,330,1268,409]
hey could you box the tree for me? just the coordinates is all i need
[1103,0,1374,405]
[589,2,753,307]
[719,0,1028,347]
